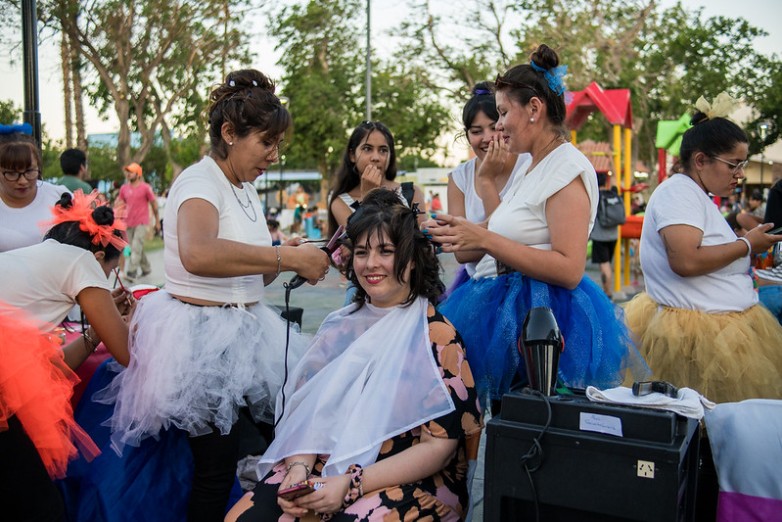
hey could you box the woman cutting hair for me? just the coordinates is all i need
[427,44,648,405]
[98,69,330,520]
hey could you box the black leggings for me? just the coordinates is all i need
[187,424,240,522]
[0,416,65,522]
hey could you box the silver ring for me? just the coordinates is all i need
[318,276,325,281]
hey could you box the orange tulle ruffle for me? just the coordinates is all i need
[0,302,100,479]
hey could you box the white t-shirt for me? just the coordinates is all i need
[473,143,598,279]
[640,174,756,312]
[450,154,531,276]
[0,182,69,252]
[0,239,110,328]
[164,156,271,303]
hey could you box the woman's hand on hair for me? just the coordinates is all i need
[427,213,486,252]
[359,164,383,199]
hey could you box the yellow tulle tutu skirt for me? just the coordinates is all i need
[623,293,782,404]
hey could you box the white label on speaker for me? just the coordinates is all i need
[579,412,623,437]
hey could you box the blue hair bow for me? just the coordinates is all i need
[0,123,33,135]
[530,62,568,96]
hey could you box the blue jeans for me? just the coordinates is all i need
[759,285,782,324]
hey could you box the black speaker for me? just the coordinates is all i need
[484,390,700,521]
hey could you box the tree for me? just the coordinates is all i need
[0,99,21,124]
[398,0,782,170]
[271,0,364,184]
[52,0,251,185]
[271,0,452,209]
[397,0,519,101]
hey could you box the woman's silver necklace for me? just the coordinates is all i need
[230,181,258,222]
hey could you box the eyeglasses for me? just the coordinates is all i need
[2,168,40,182]
[712,156,749,174]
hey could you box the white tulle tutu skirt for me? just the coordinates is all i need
[94,290,310,453]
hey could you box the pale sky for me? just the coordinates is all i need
[1,0,780,143]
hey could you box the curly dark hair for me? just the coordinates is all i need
[344,189,443,309]
[44,193,123,261]
[207,69,291,159]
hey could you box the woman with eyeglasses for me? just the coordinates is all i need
[624,95,782,403]
[0,133,69,252]
[426,45,649,406]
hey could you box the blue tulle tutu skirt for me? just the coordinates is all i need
[439,273,649,404]
[57,359,242,521]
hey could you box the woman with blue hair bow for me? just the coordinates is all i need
[427,44,649,406]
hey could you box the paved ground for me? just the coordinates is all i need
[131,247,643,520]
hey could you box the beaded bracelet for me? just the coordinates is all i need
[285,460,311,477]
[342,464,364,509]
[274,245,282,277]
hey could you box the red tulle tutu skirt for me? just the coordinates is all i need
[0,302,99,478]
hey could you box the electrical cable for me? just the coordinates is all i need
[518,389,553,522]
[273,282,295,429]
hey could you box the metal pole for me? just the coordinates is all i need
[759,121,770,191]
[21,0,42,147]
[278,155,286,213]
[365,0,371,121]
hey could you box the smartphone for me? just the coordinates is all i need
[632,380,678,398]
[277,480,319,501]
[767,226,782,235]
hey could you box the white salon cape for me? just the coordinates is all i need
[256,297,455,478]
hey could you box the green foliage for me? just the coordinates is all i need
[51,0,251,167]
[271,0,452,192]
[397,154,440,171]
[271,0,364,181]
[85,143,120,187]
[0,99,21,123]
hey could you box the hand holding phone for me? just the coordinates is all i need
[277,480,323,501]
[766,225,782,235]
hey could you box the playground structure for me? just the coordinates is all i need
[565,81,636,293]
[655,113,691,183]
